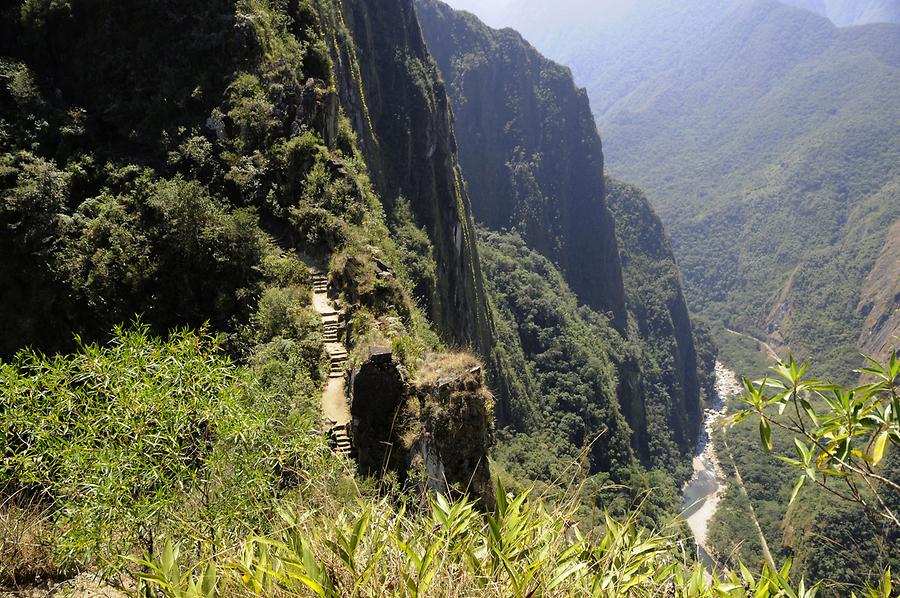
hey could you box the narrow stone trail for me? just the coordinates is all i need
[310,271,352,457]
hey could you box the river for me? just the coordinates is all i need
[681,361,742,565]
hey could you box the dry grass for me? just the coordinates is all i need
[414,352,481,388]
[0,492,59,588]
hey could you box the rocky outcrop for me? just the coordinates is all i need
[411,355,494,509]
[416,0,627,329]
[351,349,494,508]
[320,0,493,354]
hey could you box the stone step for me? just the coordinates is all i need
[329,426,353,456]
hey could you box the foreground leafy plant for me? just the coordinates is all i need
[0,324,331,575]
[730,352,899,527]
[137,481,829,597]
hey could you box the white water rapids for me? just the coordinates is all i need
[681,362,742,565]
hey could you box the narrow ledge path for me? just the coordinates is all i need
[310,270,352,457]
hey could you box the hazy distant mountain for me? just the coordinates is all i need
[780,0,900,25]
[442,0,900,380]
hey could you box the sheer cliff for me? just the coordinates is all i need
[319,0,492,354]
[452,0,900,380]
[0,0,492,358]
[415,0,627,328]
[416,0,708,474]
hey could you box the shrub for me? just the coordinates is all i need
[0,324,332,574]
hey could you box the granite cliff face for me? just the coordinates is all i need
[415,0,627,328]
[416,0,708,472]
[320,0,492,354]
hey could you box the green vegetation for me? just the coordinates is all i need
[734,354,899,526]
[606,179,711,473]
[709,354,900,591]
[3,322,895,595]
[2,0,897,594]
[132,484,842,598]
[479,230,687,532]
[465,1,900,584]
[713,328,776,382]
[479,229,633,473]
[0,326,335,579]
[486,0,900,382]
[0,0,452,586]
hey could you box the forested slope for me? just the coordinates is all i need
[450,0,900,381]
[0,0,497,581]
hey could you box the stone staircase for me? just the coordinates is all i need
[329,423,353,458]
[311,271,353,458]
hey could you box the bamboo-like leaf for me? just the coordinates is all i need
[760,418,773,452]
[871,430,889,466]
[200,562,217,597]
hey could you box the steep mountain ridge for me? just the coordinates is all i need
[0,0,493,359]
[321,0,493,353]
[415,1,627,327]
[447,0,900,380]
[416,0,709,475]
